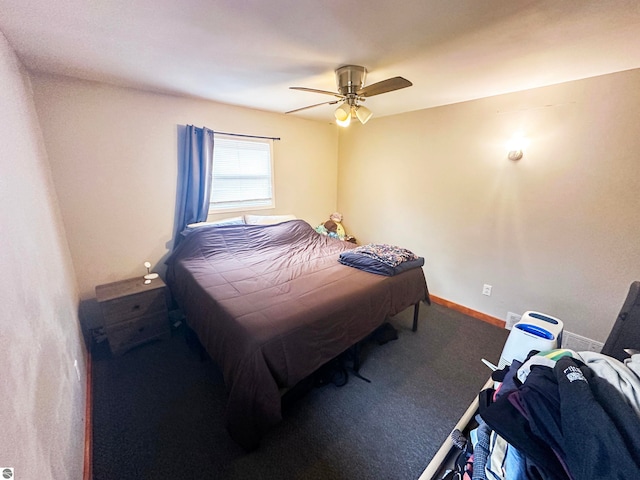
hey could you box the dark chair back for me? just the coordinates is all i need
[602,281,640,361]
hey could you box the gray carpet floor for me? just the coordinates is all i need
[91,302,509,480]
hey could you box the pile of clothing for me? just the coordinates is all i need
[448,349,640,480]
[338,243,424,276]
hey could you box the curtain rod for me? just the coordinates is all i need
[214,131,281,141]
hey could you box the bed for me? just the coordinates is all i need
[165,219,430,450]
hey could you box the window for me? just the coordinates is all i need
[209,135,274,212]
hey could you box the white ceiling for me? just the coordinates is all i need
[1,0,639,122]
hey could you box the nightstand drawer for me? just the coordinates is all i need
[101,289,166,325]
[96,276,171,355]
[105,313,170,355]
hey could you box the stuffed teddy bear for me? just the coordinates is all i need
[316,212,356,243]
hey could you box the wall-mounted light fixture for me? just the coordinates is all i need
[508,150,523,161]
[506,134,528,161]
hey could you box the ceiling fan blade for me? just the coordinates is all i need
[289,86,344,98]
[357,76,413,97]
[285,100,340,114]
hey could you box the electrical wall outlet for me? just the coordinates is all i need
[482,284,492,296]
[505,312,521,330]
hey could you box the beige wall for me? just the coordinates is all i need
[0,33,86,479]
[30,74,339,328]
[27,65,640,344]
[338,69,640,342]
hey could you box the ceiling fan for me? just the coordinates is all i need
[286,65,412,126]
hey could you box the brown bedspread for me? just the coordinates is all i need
[165,219,430,450]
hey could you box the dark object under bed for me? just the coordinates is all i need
[165,219,430,450]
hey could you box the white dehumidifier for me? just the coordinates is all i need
[498,311,564,369]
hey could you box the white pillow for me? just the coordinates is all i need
[186,216,246,229]
[243,214,297,225]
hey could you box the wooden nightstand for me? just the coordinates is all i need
[95,276,171,355]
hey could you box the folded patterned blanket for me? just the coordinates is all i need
[339,243,425,276]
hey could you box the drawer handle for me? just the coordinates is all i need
[138,326,145,332]
[132,305,141,311]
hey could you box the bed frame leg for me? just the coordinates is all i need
[412,302,420,332]
[350,342,371,383]
[353,342,361,372]
[185,325,209,362]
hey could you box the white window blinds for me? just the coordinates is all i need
[210,135,274,212]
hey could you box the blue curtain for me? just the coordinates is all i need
[174,125,214,245]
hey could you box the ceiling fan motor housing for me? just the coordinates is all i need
[336,65,367,96]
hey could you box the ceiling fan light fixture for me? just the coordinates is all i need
[335,114,351,127]
[355,105,373,124]
[334,103,351,122]
[287,65,412,125]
